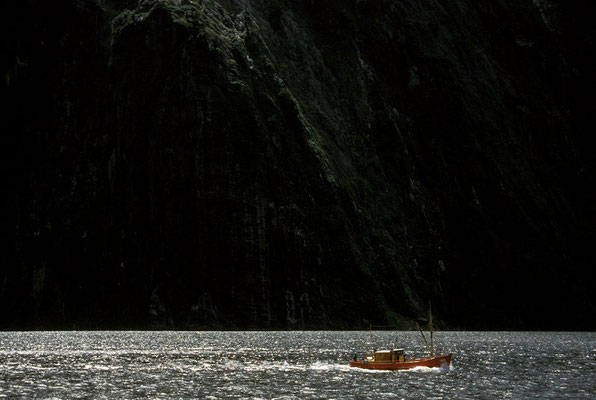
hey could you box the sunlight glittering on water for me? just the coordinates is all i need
[0,331,594,399]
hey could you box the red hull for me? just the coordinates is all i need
[349,353,452,370]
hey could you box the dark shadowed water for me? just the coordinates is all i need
[0,331,594,399]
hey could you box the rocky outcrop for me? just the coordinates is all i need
[3,0,594,330]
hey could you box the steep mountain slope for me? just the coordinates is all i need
[3,0,594,329]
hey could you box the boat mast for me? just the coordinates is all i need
[429,304,434,357]
[416,322,431,355]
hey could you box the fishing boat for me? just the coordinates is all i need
[349,307,452,371]
[348,350,452,370]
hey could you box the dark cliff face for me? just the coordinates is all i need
[3,0,594,330]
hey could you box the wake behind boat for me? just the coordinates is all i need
[349,306,452,371]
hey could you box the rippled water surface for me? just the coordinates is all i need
[0,331,594,399]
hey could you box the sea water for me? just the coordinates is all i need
[0,331,594,399]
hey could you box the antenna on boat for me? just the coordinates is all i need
[429,303,434,357]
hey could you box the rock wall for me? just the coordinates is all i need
[3,0,594,329]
